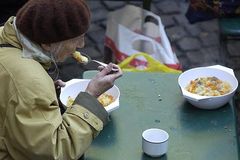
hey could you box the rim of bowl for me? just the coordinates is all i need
[142,128,169,144]
[60,79,120,109]
[178,67,239,98]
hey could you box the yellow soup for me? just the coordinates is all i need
[67,93,114,107]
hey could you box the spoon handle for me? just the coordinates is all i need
[92,60,119,72]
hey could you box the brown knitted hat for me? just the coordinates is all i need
[16,0,91,44]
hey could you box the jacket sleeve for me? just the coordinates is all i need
[73,92,109,126]
[5,89,109,160]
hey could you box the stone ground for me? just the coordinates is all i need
[57,0,240,143]
[59,0,240,80]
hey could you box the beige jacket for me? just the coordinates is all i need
[0,17,108,160]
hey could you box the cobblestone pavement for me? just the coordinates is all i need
[58,0,240,141]
[59,0,240,80]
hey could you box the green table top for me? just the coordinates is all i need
[83,71,239,160]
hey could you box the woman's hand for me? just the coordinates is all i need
[54,79,66,98]
[85,63,123,98]
[54,79,66,114]
[54,79,66,89]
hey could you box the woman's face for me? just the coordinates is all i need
[48,34,85,62]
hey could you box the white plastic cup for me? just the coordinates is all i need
[142,128,169,157]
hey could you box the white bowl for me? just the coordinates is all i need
[142,128,169,157]
[178,65,238,109]
[60,79,120,113]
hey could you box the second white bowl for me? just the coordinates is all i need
[178,65,238,109]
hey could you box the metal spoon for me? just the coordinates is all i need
[73,51,119,72]
[91,60,119,72]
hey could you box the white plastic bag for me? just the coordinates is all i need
[105,4,181,70]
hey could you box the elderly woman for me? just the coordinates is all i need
[0,0,122,159]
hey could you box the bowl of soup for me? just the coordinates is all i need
[60,79,120,113]
[178,65,238,109]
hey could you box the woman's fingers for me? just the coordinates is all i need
[97,63,122,78]
[86,63,123,98]
[54,79,66,88]
[97,65,105,71]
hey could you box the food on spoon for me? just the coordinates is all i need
[73,51,88,63]
[67,93,114,107]
[186,76,231,96]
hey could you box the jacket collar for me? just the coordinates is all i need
[1,16,52,69]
